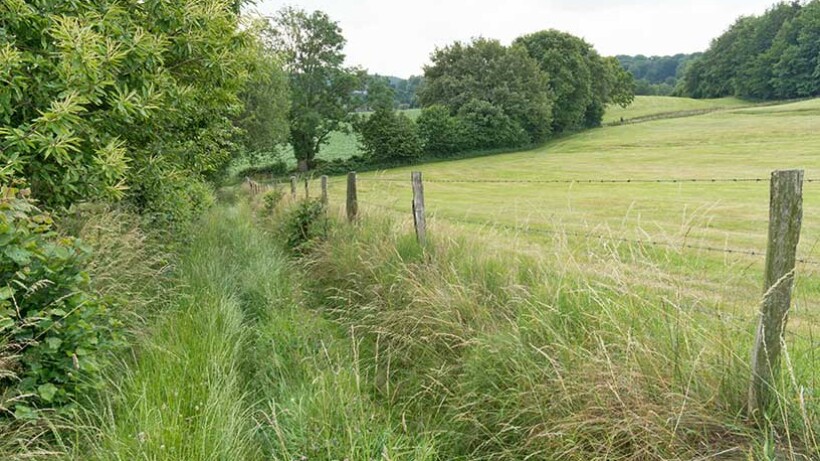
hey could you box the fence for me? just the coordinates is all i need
[249,169,815,418]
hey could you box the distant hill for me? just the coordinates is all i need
[616,53,700,96]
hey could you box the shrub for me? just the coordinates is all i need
[279,199,327,253]
[457,99,529,150]
[416,105,469,156]
[354,109,422,162]
[262,188,284,214]
[0,185,117,417]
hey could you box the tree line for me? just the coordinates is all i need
[330,32,635,170]
[679,0,820,100]
[617,54,700,96]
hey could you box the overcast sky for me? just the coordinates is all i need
[252,0,776,77]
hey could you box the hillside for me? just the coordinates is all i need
[334,97,820,318]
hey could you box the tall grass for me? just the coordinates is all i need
[54,202,429,460]
[302,211,820,460]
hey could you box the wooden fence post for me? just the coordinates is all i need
[290,175,297,201]
[346,172,358,222]
[320,175,328,206]
[304,177,309,199]
[412,171,426,245]
[749,169,804,417]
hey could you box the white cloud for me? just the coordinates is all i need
[252,0,776,77]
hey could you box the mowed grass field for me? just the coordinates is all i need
[602,95,753,124]
[319,98,820,331]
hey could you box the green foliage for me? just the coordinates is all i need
[261,188,284,214]
[387,75,424,109]
[364,76,397,112]
[617,53,700,95]
[270,7,363,171]
[0,0,275,222]
[0,186,116,414]
[234,20,291,157]
[416,105,468,156]
[279,199,327,253]
[354,109,423,162]
[515,30,634,133]
[680,0,819,100]
[420,38,553,145]
[457,99,529,150]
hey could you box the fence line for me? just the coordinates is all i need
[358,200,820,266]
[359,177,776,184]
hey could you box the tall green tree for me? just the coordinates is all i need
[234,19,290,158]
[514,30,633,132]
[269,7,361,171]
[679,0,818,100]
[419,38,553,144]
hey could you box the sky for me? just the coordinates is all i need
[252,0,777,77]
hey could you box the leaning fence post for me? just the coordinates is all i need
[749,169,804,418]
[320,175,328,206]
[346,172,358,222]
[411,171,426,245]
[290,175,297,201]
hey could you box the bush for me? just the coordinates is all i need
[457,100,529,150]
[1,185,117,416]
[416,105,469,156]
[354,109,422,162]
[262,188,284,214]
[279,200,327,253]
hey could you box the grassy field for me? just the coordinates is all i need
[320,98,820,321]
[295,97,820,458]
[602,95,754,124]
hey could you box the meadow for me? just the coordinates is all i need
[319,98,820,334]
[602,95,754,124]
[7,97,818,461]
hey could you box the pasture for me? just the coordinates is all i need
[602,95,754,124]
[321,98,820,327]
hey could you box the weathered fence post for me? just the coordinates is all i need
[411,171,426,245]
[320,175,328,206]
[346,172,358,222]
[304,177,309,199]
[290,175,297,201]
[749,169,804,418]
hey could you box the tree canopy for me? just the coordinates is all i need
[514,30,634,133]
[680,0,819,100]
[419,38,554,144]
[268,7,362,171]
[616,53,700,95]
[1,0,284,221]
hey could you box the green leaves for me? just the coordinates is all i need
[1,0,265,211]
[0,186,115,414]
[270,7,362,168]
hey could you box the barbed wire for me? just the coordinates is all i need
[356,201,820,266]
[359,177,775,185]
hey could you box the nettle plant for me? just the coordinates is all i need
[0,185,116,418]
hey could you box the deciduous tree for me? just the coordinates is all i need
[269,7,361,171]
